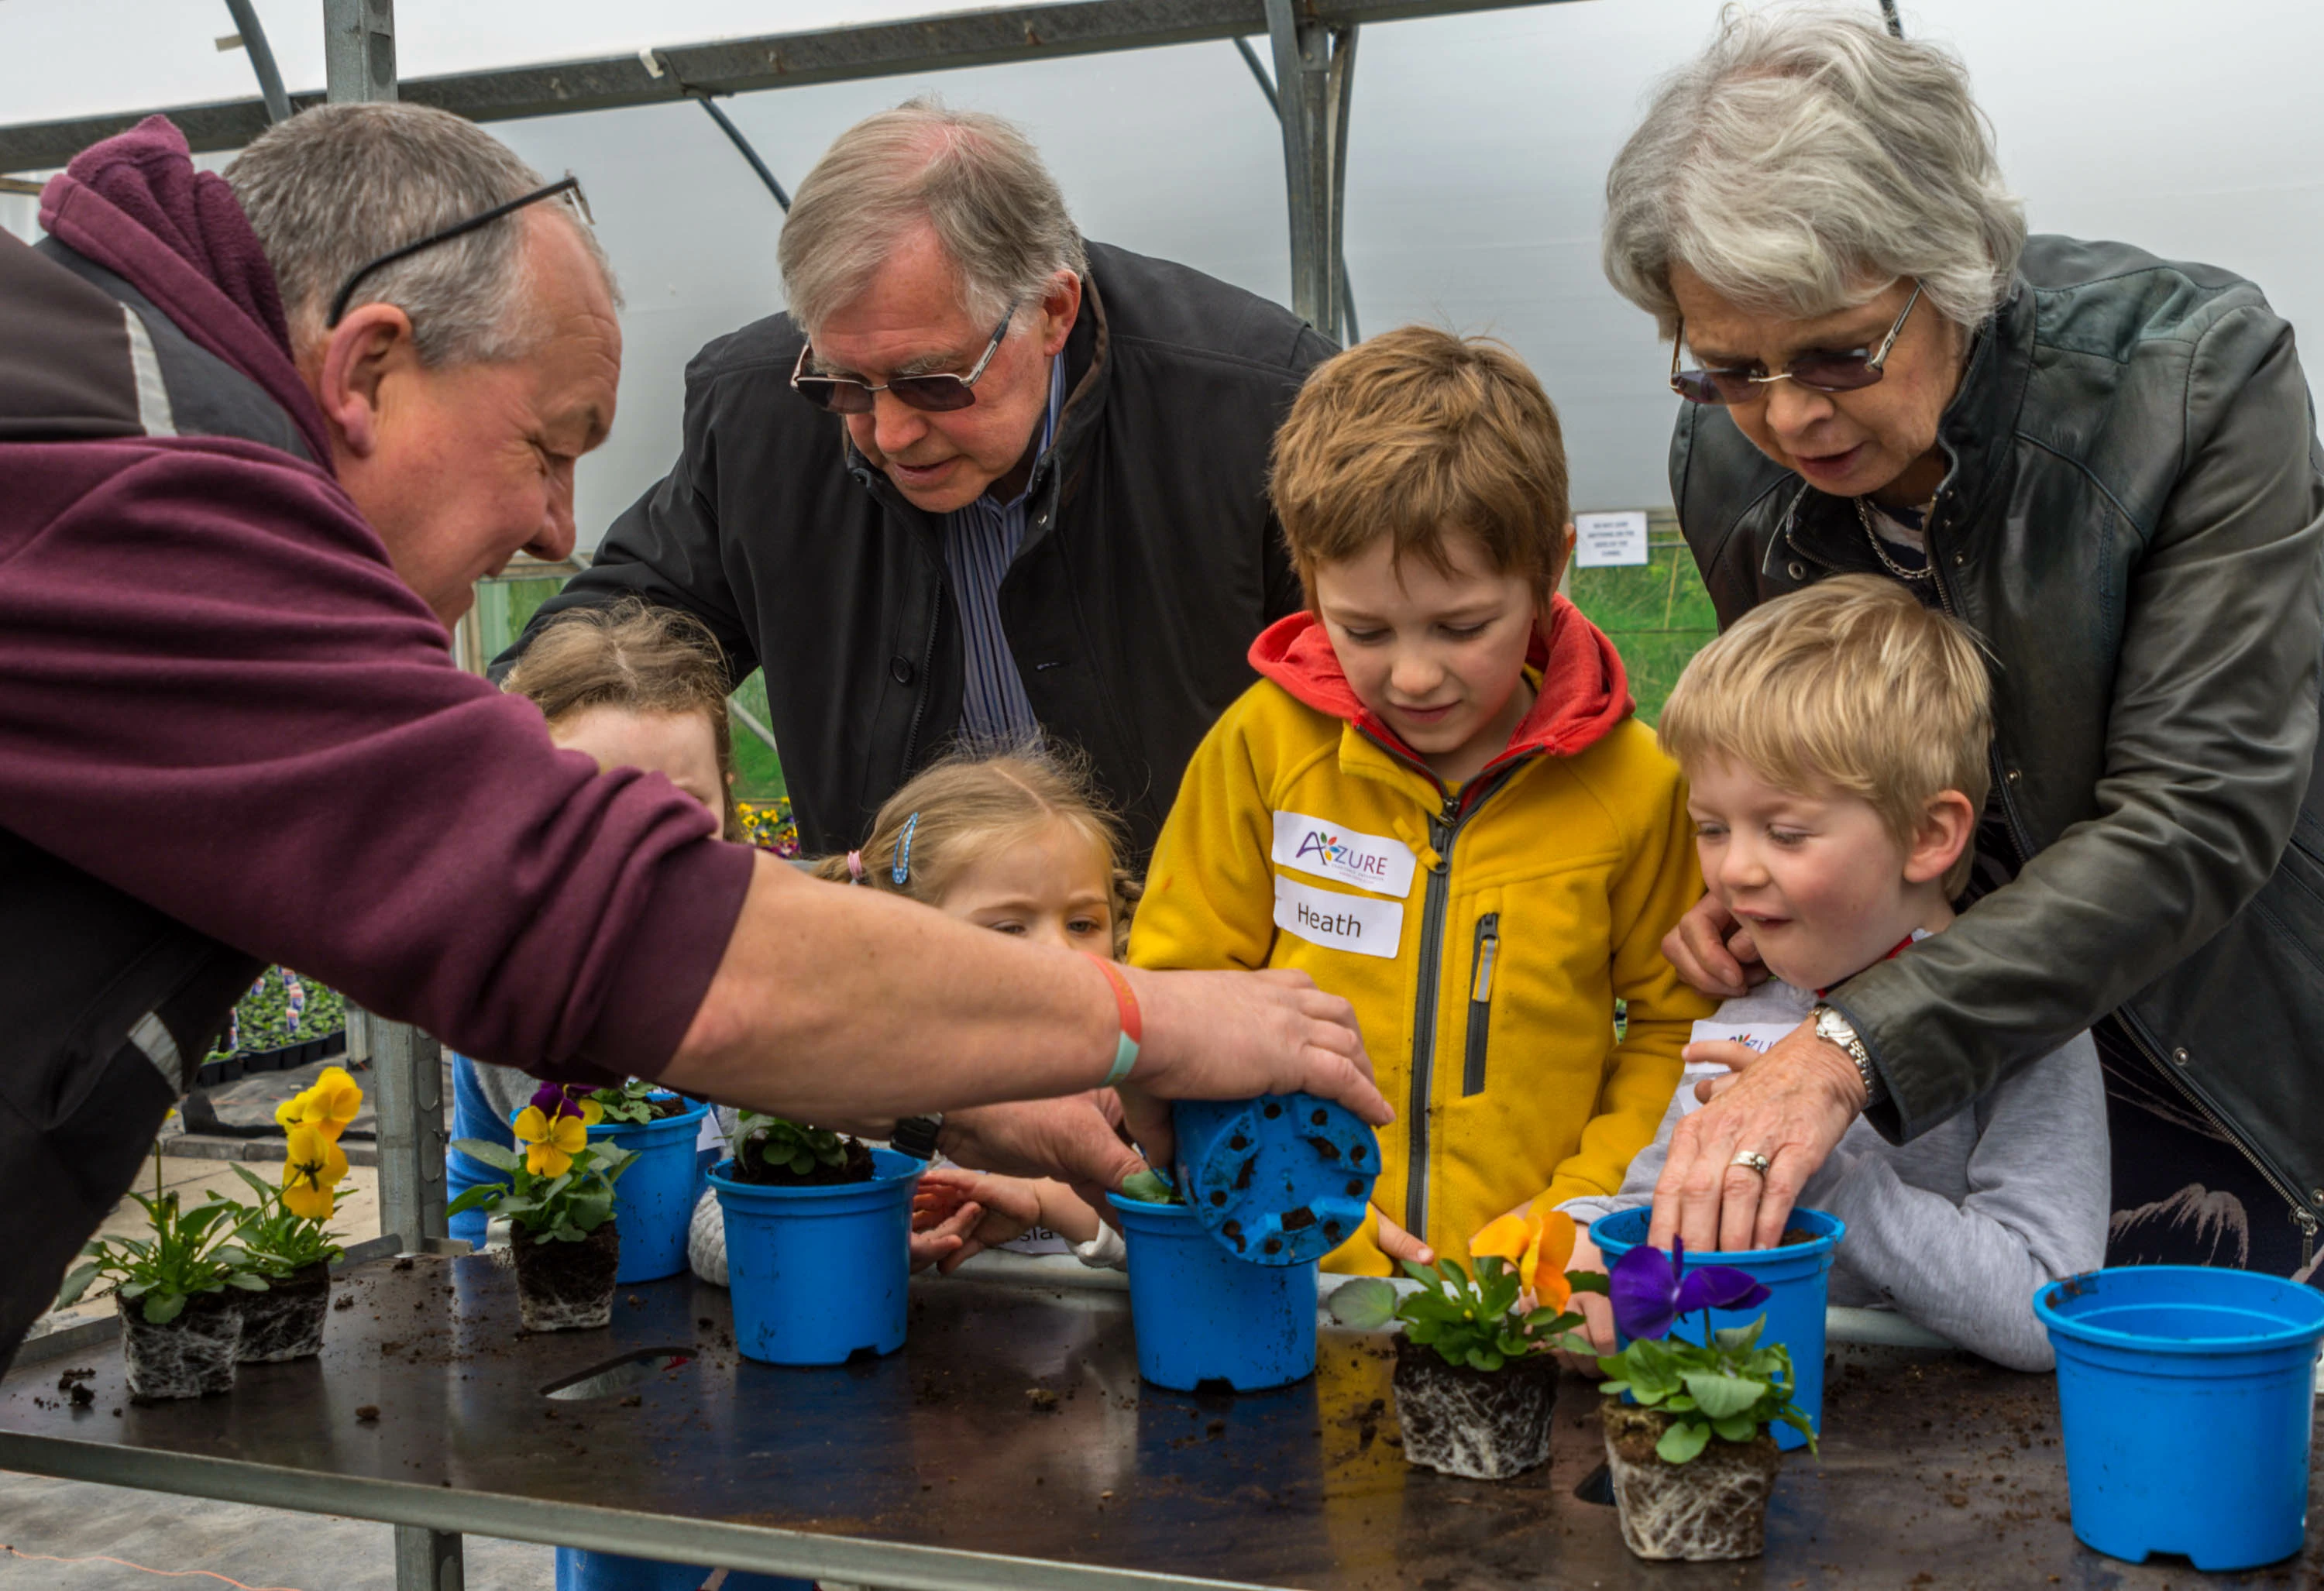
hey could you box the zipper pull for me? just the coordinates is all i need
[1471,932,1499,1003]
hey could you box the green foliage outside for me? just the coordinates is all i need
[1565,534,1718,726]
[205,967,346,1066]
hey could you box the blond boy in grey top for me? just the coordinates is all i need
[1562,577,2107,1372]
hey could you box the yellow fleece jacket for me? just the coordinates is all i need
[1129,600,1713,1274]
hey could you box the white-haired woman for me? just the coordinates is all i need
[1608,9,2324,1279]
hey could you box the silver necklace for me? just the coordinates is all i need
[1855,496,1934,582]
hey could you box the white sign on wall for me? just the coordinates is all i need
[1573,510,1651,569]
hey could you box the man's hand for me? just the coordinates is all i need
[1662,891,1769,1001]
[1116,966,1387,1167]
[938,1094,1146,1212]
[1648,1019,1864,1253]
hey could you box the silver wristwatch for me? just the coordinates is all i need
[1810,1003,1886,1109]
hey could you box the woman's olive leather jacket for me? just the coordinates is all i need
[1673,235,2324,1258]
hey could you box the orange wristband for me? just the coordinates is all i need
[1084,954,1143,1085]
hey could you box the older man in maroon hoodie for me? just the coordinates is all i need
[0,104,1383,1365]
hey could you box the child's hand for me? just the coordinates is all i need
[909,1176,984,1273]
[1680,1038,1762,1106]
[1371,1205,1435,1266]
[912,1167,1047,1274]
[1556,1229,1617,1373]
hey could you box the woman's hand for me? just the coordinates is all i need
[1662,891,1769,1001]
[912,1166,1048,1275]
[1649,1019,1865,1253]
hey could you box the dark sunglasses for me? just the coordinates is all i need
[1669,280,1922,406]
[327,175,594,328]
[789,302,1018,415]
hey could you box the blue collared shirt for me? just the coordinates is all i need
[941,352,1065,747]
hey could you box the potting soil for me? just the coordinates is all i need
[511,1219,620,1332]
[119,1290,242,1401]
[1389,1335,1554,1480]
[1600,1401,1783,1561]
[235,1265,330,1362]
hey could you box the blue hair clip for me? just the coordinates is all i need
[892,812,919,885]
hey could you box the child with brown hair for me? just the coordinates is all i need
[686,744,1144,1282]
[1131,324,1713,1275]
[446,599,737,1247]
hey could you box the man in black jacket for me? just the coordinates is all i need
[504,101,1331,859]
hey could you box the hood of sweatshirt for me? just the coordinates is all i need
[25,115,332,467]
[1248,594,1635,786]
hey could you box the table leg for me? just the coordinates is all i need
[393,1524,462,1591]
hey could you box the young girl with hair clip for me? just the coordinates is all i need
[444,600,740,1248]
[685,745,1144,1283]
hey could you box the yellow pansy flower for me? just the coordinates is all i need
[282,1123,349,1221]
[273,1066,364,1141]
[514,1105,589,1178]
[1470,1208,1579,1311]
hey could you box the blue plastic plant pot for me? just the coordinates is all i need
[1110,1192,1316,1391]
[2033,1265,2324,1571]
[1172,1094,1380,1266]
[1590,1206,1844,1452]
[588,1096,713,1283]
[554,1547,809,1591]
[708,1149,921,1366]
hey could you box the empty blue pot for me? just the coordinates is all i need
[1173,1094,1380,1266]
[709,1149,920,1366]
[1112,1192,1315,1390]
[2034,1266,2324,1571]
[590,1096,713,1284]
[554,1547,807,1590]
[1590,1206,1844,1452]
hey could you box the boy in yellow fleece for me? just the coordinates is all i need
[1129,325,1713,1274]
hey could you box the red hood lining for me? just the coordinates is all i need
[1248,595,1634,791]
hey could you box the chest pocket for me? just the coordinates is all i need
[1462,911,1500,1096]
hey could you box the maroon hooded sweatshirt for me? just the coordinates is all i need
[0,119,754,1081]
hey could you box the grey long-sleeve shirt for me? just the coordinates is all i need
[1561,980,2109,1372]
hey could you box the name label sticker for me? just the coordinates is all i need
[1274,875,1404,959]
[1271,809,1417,897]
[1675,1020,1802,1115]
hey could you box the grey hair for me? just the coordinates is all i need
[225,101,616,365]
[1603,6,2025,338]
[777,97,1085,338]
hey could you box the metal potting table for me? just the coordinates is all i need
[3,1249,2319,1591]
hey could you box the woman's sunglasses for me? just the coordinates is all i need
[789,302,1018,415]
[1669,281,1922,407]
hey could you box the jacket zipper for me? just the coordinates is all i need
[896,593,944,783]
[1463,913,1499,1098]
[1384,761,1525,1243]
[1923,514,2317,1268]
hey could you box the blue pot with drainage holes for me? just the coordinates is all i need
[2034,1265,2324,1572]
[1173,1093,1379,1265]
[555,1548,808,1591]
[1590,1206,1844,1452]
[587,1095,713,1284]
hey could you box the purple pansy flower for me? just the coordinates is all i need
[528,1081,582,1121]
[1608,1237,1772,1342]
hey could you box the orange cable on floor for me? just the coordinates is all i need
[0,1543,306,1589]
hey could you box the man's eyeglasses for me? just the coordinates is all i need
[1669,280,1923,407]
[326,174,593,328]
[789,302,1018,415]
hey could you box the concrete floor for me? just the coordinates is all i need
[4,1151,559,1589]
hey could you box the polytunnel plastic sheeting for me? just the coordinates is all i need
[5,0,2324,531]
